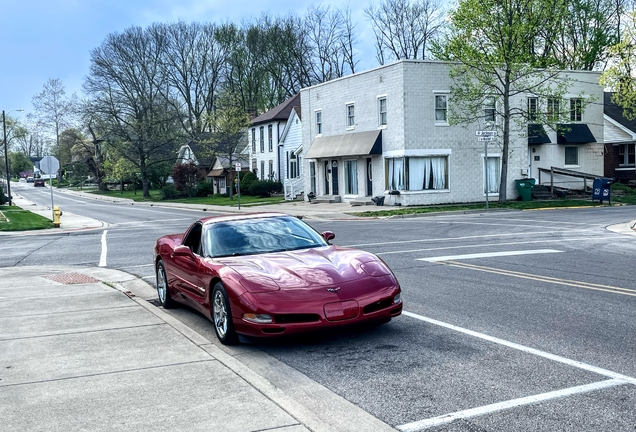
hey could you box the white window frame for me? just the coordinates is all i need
[618,144,636,166]
[528,97,538,121]
[251,128,256,153]
[346,103,355,129]
[268,125,273,152]
[260,160,265,180]
[564,145,579,166]
[259,127,264,153]
[378,96,387,127]
[483,154,501,195]
[344,159,358,195]
[268,160,273,179]
[385,153,450,192]
[315,110,322,135]
[434,93,448,125]
[570,98,582,121]
[547,98,560,121]
[484,97,496,123]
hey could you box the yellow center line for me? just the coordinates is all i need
[440,260,636,297]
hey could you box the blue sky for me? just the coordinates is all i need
[1,0,376,121]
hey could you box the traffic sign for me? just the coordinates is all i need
[477,136,494,142]
[40,156,60,174]
[476,130,497,136]
[235,163,241,171]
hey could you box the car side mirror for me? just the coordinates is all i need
[174,245,195,258]
[321,231,335,242]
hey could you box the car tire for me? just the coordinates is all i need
[156,260,175,309]
[211,282,239,345]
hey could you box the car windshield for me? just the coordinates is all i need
[203,216,328,258]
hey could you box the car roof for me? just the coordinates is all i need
[199,212,293,226]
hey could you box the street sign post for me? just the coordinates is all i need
[40,156,60,220]
[235,163,241,210]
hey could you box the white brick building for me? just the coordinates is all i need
[301,60,604,205]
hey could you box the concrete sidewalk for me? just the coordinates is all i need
[0,266,398,432]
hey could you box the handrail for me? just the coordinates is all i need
[537,166,604,193]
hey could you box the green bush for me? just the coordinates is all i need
[240,171,258,194]
[195,182,215,197]
[161,184,180,200]
[249,180,283,197]
[0,188,7,205]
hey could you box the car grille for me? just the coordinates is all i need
[363,298,393,314]
[274,314,321,324]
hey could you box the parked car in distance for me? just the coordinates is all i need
[154,212,403,345]
[26,177,34,183]
[19,178,26,182]
[34,179,45,187]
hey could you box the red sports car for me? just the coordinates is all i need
[154,213,402,344]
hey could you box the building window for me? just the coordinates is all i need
[310,162,316,193]
[268,125,273,152]
[251,128,256,153]
[484,156,501,194]
[378,97,387,126]
[316,110,322,135]
[344,160,358,195]
[268,160,274,179]
[288,153,298,179]
[565,146,579,166]
[260,160,265,180]
[219,176,226,190]
[484,97,495,122]
[528,97,538,121]
[570,98,582,121]
[435,95,448,123]
[259,127,264,153]
[346,103,355,127]
[547,98,560,121]
[386,156,448,191]
[618,144,636,166]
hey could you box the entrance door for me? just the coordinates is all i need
[324,161,330,194]
[331,160,339,195]
[528,148,532,178]
[366,158,373,196]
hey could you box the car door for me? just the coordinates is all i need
[171,223,207,304]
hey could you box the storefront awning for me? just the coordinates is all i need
[557,124,596,144]
[528,124,551,145]
[305,130,382,159]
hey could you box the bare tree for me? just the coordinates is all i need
[84,25,183,198]
[365,0,446,65]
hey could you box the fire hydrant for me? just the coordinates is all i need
[53,206,62,228]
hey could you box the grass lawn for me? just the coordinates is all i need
[0,206,54,231]
[86,188,286,206]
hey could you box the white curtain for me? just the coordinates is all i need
[409,158,426,191]
[485,157,500,193]
[388,158,405,190]
[431,157,446,189]
[346,160,358,194]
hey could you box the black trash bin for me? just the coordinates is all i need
[592,178,613,204]
[371,196,385,206]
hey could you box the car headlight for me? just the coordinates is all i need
[393,293,401,304]
[359,260,391,277]
[243,313,273,324]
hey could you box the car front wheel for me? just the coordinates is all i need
[211,282,238,345]
[156,260,175,309]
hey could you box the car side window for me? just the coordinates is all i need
[182,223,203,255]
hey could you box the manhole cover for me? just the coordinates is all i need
[45,272,101,285]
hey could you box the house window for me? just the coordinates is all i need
[288,153,298,179]
[618,144,635,166]
[570,98,582,121]
[565,146,579,166]
[484,97,495,122]
[378,97,387,126]
[316,110,322,135]
[547,98,560,121]
[259,126,264,153]
[251,128,256,153]
[268,125,273,152]
[310,162,316,193]
[219,176,226,190]
[344,160,358,195]
[528,97,538,121]
[386,156,448,191]
[484,156,501,194]
[268,160,274,179]
[346,103,355,127]
[260,160,265,180]
[435,95,448,123]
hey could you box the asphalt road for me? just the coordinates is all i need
[4,184,636,431]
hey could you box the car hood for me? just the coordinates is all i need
[214,246,387,291]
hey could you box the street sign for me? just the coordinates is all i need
[235,163,241,171]
[40,156,60,174]
[477,136,494,142]
[476,130,498,137]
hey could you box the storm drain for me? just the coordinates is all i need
[45,272,101,285]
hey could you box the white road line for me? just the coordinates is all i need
[141,275,155,280]
[403,311,636,385]
[98,230,108,267]
[417,249,563,262]
[122,264,154,269]
[397,379,626,431]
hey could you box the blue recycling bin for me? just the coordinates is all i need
[592,178,613,204]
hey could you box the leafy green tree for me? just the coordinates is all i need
[9,152,33,178]
[432,0,590,203]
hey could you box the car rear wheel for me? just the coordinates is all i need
[211,282,238,345]
[156,260,175,309]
